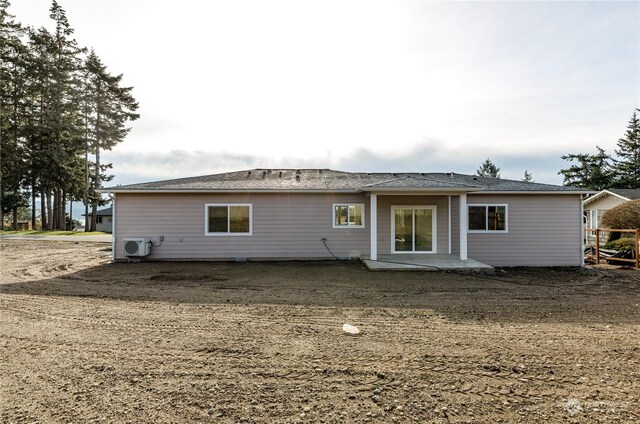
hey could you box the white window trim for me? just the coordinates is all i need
[390,205,438,254]
[332,203,366,229]
[467,203,508,233]
[204,203,253,236]
[589,209,598,230]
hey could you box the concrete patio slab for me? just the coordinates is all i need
[361,254,494,272]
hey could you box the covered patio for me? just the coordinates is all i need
[361,254,494,272]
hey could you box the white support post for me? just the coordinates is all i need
[370,194,377,261]
[580,194,584,267]
[448,195,452,255]
[459,193,468,260]
[112,194,116,262]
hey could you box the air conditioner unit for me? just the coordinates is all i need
[123,238,151,257]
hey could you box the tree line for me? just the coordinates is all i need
[476,158,533,182]
[0,0,139,230]
[558,109,640,190]
[476,108,640,189]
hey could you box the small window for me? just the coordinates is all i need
[205,204,252,235]
[333,203,365,228]
[468,204,507,232]
[96,216,103,224]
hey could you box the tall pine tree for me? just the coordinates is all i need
[613,109,640,188]
[1,0,139,231]
[83,50,139,231]
[476,159,500,178]
[47,0,86,229]
[0,0,29,229]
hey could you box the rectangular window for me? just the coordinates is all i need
[333,203,365,228]
[468,204,507,232]
[205,204,252,235]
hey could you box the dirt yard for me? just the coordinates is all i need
[1,239,639,423]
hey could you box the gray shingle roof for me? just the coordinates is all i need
[82,207,112,216]
[103,169,585,193]
[609,189,640,200]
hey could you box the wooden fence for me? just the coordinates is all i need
[585,228,639,268]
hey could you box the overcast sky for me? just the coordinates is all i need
[11,0,640,186]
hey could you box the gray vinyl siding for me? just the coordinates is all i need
[114,192,582,266]
[114,193,370,260]
[466,194,582,266]
[451,196,460,254]
[375,195,450,255]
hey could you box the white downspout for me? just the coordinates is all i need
[370,194,377,261]
[459,193,468,260]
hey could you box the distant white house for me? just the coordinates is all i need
[583,189,640,230]
[83,206,113,233]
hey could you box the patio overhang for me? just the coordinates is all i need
[367,191,471,262]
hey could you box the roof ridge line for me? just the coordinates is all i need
[359,176,409,188]
[426,175,484,188]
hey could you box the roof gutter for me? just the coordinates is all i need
[98,188,593,195]
[98,188,361,194]
[473,190,593,195]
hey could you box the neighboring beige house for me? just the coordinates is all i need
[583,189,640,230]
[83,206,113,233]
[101,169,588,267]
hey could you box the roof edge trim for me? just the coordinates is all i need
[583,189,630,205]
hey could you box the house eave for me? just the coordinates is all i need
[99,188,591,195]
[583,189,630,206]
[473,190,593,195]
[98,188,361,194]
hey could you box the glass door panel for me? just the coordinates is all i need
[414,209,433,251]
[393,207,435,253]
[394,208,413,252]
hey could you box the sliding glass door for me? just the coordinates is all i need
[392,206,436,253]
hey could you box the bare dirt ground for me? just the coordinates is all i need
[1,239,639,423]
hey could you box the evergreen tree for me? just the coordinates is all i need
[1,0,139,230]
[558,146,612,190]
[83,50,139,230]
[476,158,500,178]
[522,170,533,182]
[0,0,30,229]
[46,0,86,229]
[613,109,640,188]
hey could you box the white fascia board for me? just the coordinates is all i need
[359,187,482,193]
[583,190,630,205]
[474,190,592,195]
[97,188,360,194]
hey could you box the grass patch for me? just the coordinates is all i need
[0,230,108,236]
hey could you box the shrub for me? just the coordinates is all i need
[603,237,637,251]
[601,199,640,229]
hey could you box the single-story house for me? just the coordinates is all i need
[101,169,588,267]
[583,189,640,230]
[82,206,113,233]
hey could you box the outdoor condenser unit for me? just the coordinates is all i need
[123,238,151,257]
